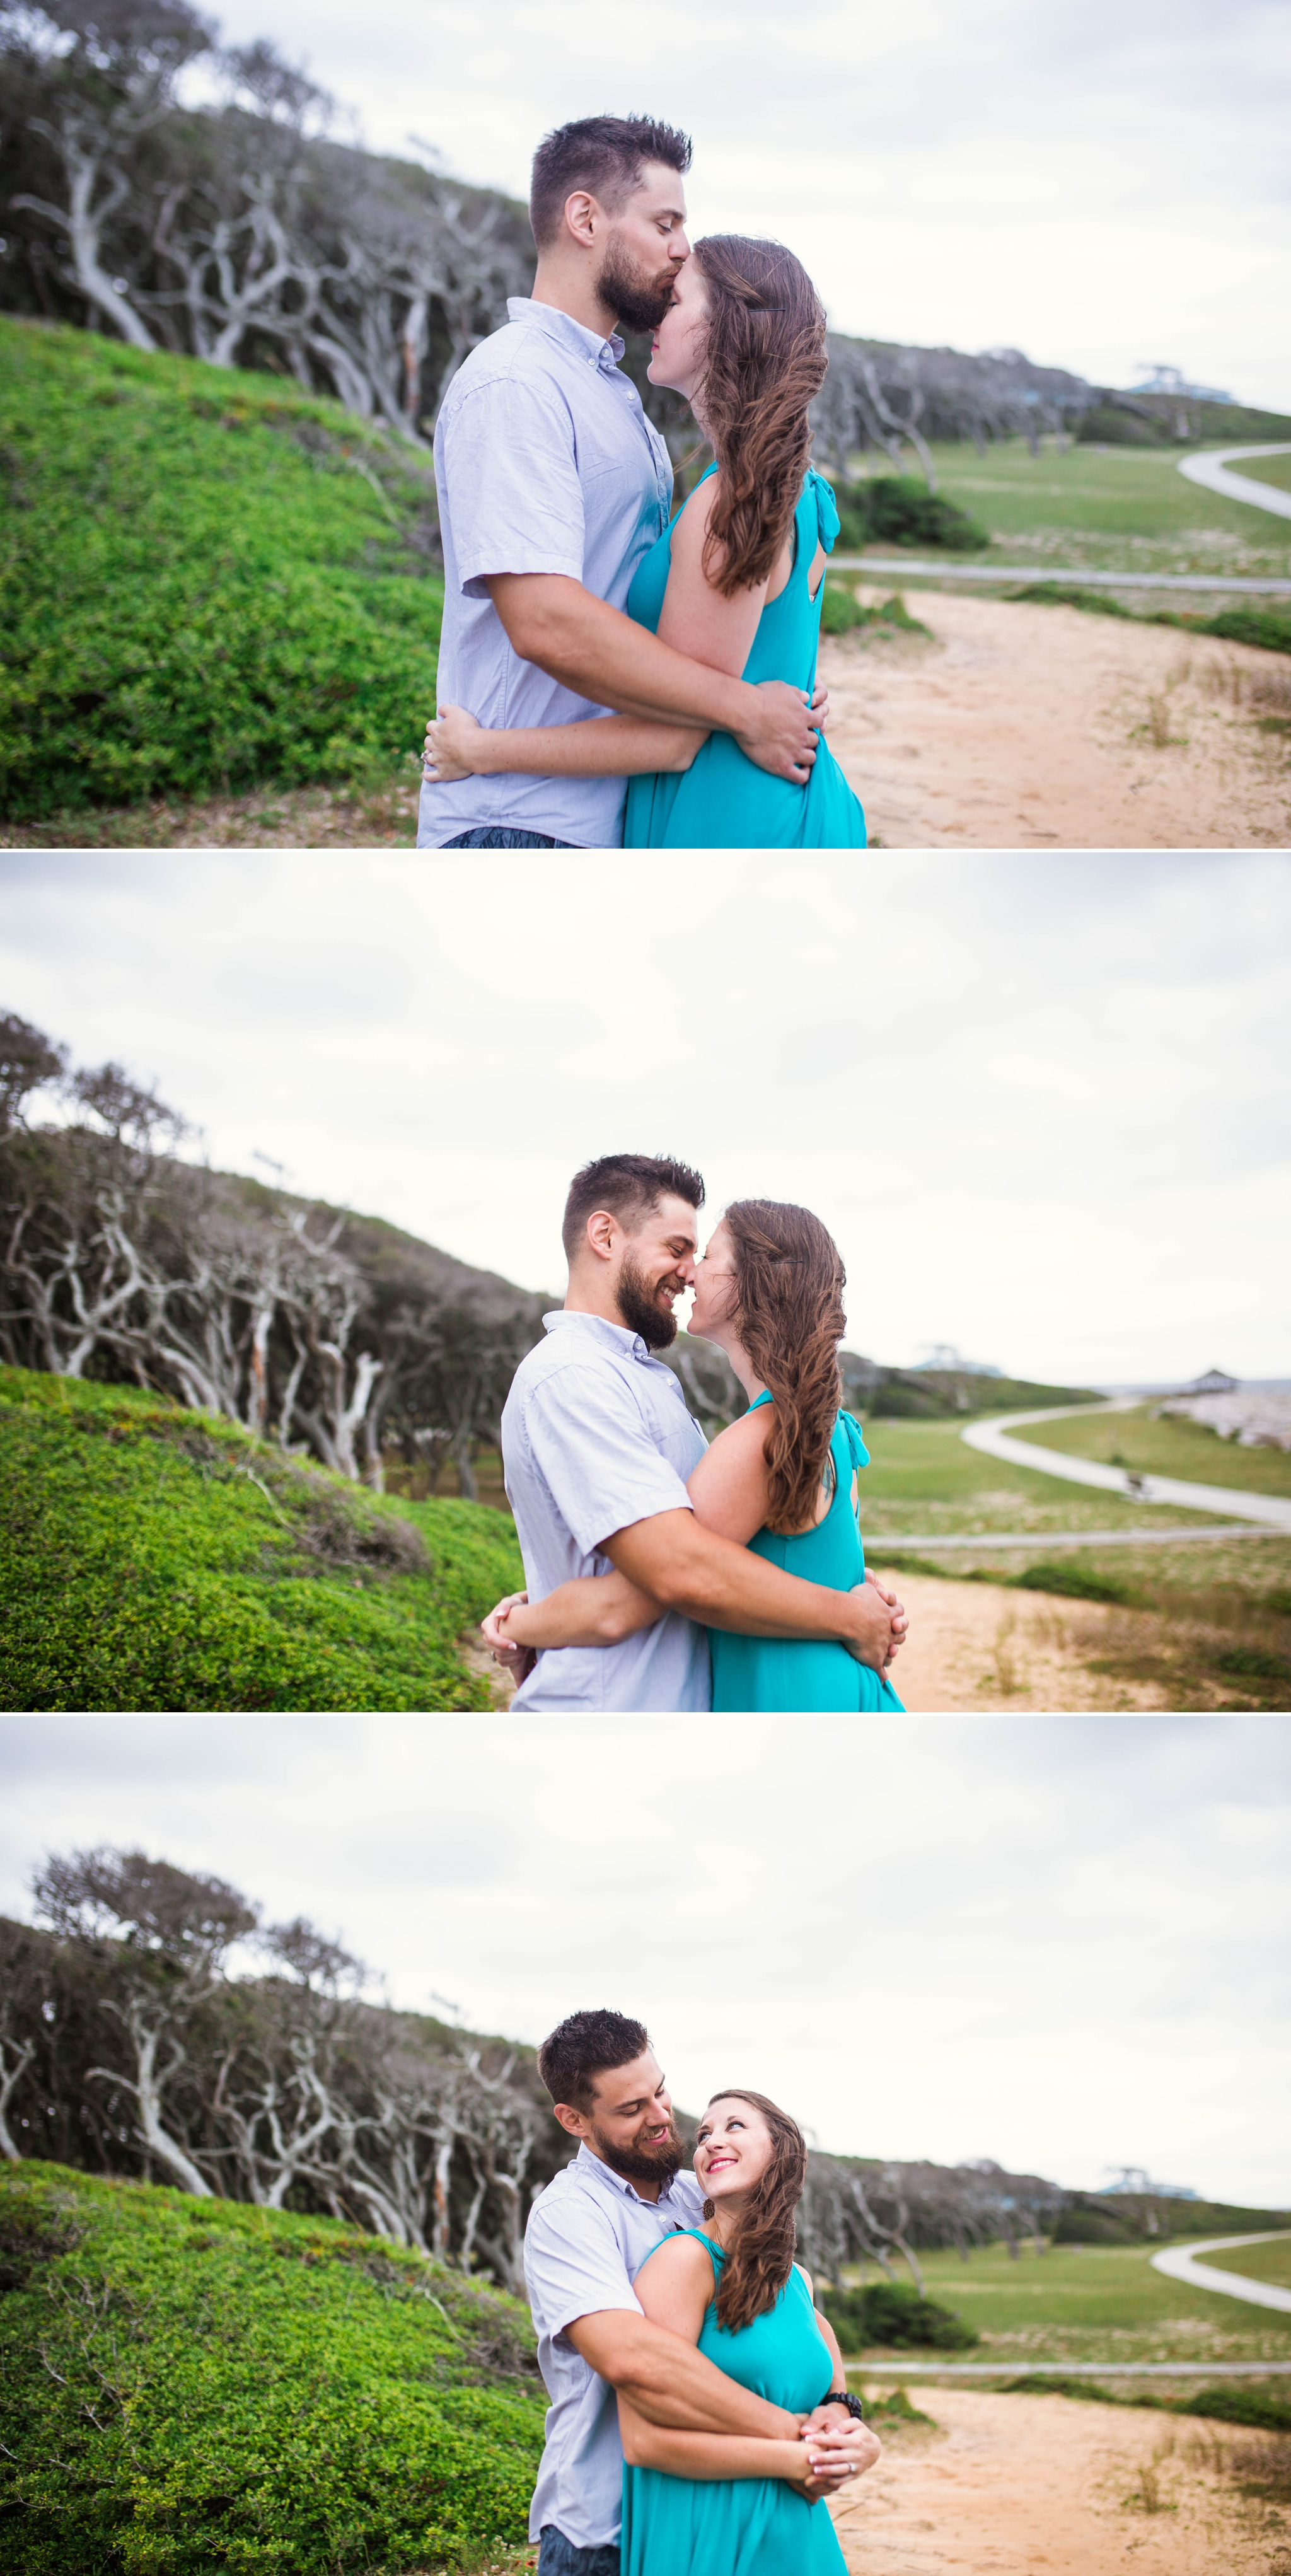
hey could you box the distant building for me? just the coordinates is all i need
[1178,1367,1240,1396]
[1130,363,1234,403]
[1102,2166,1200,2200]
[910,1343,1004,1376]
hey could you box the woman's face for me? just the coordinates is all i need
[695,2097,775,2204]
[686,1216,739,1343]
[647,257,709,402]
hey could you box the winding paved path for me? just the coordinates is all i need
[1150,2232,1291,2313]
[961,1401,1291,1533]
[1178,443,1291,523]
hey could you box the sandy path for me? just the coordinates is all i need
[874,1574,1168,1713]
[828,2388,1279,2576]
[819,591,1291,848]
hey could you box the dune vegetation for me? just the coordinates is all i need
[0,1366,523,1712]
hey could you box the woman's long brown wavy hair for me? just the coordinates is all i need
[702,2088,808,2331]
[690,235,828,598]
[724,1198,845,1536]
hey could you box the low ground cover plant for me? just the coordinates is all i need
[1,320,444,821]
[821,2280,978,2351]
[0,2161,546,2576]
[833,475,990,554]
[0,1366,522,1711]
[1002,2373,1291,2434]
[818,585,931,639]
[1007,584,1291,658]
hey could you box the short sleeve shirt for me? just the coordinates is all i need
[524,2144,706,2548]
[501,1311,711,1713]
[417,299,674,850]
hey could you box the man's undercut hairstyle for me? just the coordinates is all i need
[561,1152,705,1262]
[538,2007,651,2112]
[530,115,692,251]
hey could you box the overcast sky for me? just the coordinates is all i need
[3,1711,1287,2205]
[3,850,1287,1384]
[194,0,1291,410]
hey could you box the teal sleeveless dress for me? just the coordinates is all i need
[622,468,867,849]
[710,1399,905,1713]
[621,2231,849,2576]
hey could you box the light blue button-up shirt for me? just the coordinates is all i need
[419,298,674,850]
[502,1310,711,1713]
[524,2143,707,2548]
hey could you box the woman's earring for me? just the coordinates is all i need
[702,2197,715,2220]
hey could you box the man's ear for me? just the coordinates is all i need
[584,1210,617,1265]
[562,190,598,250]
[553,2101,588,2139]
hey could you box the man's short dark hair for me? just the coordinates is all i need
[538,2007,650,2111]
[561,1152,705,1263]
[530,115,692,252]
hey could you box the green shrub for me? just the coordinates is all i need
[1203,606,1291,657]
[1002,2372,1119,2401]
[818,584,932,639]
[0,1366,523,1710]
[861,2386,934,2425]
[0,2161,546,2575]
[821,2280,978,2350]
[1178,2382,1291,2434]
[1075,405,1166,446]
[1213,1642,1291,1685]
[1013,1562,1135,1606]
[0,320,444,821]
[1008,584,1135,617]
[833,476,990,554]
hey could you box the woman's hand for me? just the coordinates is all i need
[480,1593,536,1683]
[865,1570,908,1668]
[424,705,488,782]
[799,2417,882,2502]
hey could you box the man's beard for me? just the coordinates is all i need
[617,1253,681,1351]
[597,239,678,335]
[590,2115,685,2186]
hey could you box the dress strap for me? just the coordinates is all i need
[838,1408,872,1470]
[669,2226,726,2273]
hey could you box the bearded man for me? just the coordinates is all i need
[418,116,822,850]
[523,2010,879,2576]
[494,1154,903,1714]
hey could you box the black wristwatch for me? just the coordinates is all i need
[821,2388,866,2420]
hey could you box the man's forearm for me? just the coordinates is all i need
[605,1515,874,1648]
[486,576,756,734]
[569,2313,796,2437]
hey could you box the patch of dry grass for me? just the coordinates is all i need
[1,757,425,849]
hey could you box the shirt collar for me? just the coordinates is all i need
[543,1309,653,1365]
[574,2139,687,2206]
[507,294,626,374]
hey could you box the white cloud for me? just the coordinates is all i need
[2,1712,1287,2205]
[199,0,1291,407]
[1,850,1287,1383]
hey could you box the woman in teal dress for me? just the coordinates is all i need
[618,2086,876,2576]
[482,1198,906,1713]
[424,235,867,849]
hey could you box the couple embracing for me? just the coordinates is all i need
[483,1154,906,1714]
[525,2009,880,2576]
[419,115,865,851]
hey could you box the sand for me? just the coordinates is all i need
[827,2387,1283,2576]
[818,591,1291,849]
[874,1573,1169,1713]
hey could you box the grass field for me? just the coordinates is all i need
[1010,1403,1291,1500]
[1241,453,1291,494]
[869,438,1291,582]
[1198,2239,1291,2290]
[0,1366,523,1712]
[847,2240,1291,2368]
[852,1413,1226,1539]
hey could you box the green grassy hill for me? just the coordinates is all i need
[1010,1401,1291,1499]
[0,2161,545,2576]
[844,2237,1291,2369]
[913,437,1291,580]
[0,318,443,822]
[0,1367,522,1712]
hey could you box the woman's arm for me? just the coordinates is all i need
[685,1407,773,1546]
[618,2399,819,2485]
[425,705,707,782]
[483,1565,662,1653]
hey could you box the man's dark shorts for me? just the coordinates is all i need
[441,828,576,849]
[536,2527,620,2576]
